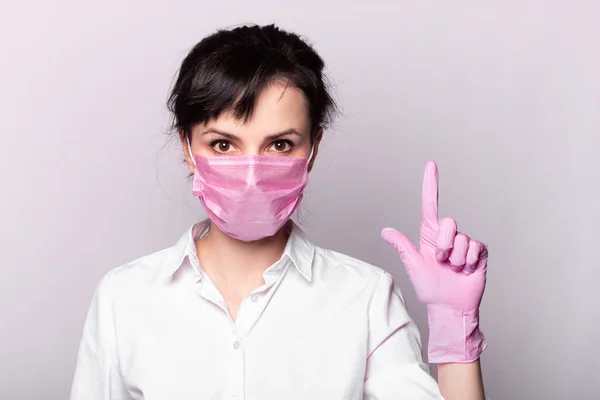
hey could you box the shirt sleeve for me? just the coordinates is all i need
[70,270,131,400]
[363,271,444,399]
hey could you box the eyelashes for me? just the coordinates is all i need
[269,139,294,152]
[208,139,295,154]
[210,139,233,153]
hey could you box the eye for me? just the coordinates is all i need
[211,140,235,154]
[268,140,293,153]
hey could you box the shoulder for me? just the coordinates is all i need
[94,245,181,298]
[312,246,393,292]
[309,246,411,325]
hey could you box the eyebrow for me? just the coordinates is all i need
[201,128,302,141]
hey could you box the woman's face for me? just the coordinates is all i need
[182,82,322,174]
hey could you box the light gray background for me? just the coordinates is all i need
[1,1,598,399]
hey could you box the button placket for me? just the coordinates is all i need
[235,292,262,337]
[230,336,245,400]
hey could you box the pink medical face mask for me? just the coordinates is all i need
[188,141,311,242]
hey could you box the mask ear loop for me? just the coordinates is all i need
[307,146,315,165]
[187,137,197,167]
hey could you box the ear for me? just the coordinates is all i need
[179,131,196,174]
[307,127,323,173]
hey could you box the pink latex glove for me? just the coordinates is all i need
[381,161,488,364]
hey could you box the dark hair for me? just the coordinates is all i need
[167,24,337,141]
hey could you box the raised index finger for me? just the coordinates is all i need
[421,160,439,226]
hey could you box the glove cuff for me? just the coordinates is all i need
[426,304,487,364]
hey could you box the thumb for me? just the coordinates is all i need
[381,227,420,267]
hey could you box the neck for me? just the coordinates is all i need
[195,220,290,287]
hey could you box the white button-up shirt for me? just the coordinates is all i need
[71,221,443,399]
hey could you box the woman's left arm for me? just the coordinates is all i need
[382,161,488,400]
[438,361,485,400]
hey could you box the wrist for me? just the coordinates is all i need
[426,304,487,364]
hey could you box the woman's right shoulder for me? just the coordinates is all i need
[94,244,184,296]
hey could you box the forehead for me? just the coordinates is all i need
[205,83,311,136]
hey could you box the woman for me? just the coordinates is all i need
[71,24,488,400]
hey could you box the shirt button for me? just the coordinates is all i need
[250,294,258,302]
[233,340,240,349]
[231,396,238,400]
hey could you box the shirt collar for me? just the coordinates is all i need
[162,220,315,282]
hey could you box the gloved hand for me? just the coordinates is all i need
[381,161,488,364]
